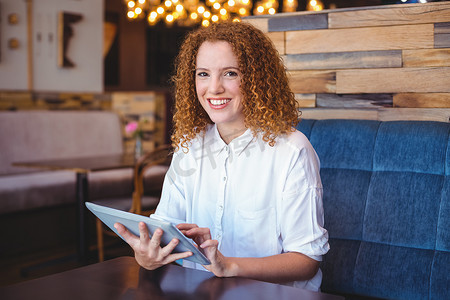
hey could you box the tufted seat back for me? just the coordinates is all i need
[297,119,449,300]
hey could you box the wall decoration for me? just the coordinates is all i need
[57,11,83,68]
[8,13,19,25]
[8,38,20,49]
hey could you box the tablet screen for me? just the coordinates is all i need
[86,202,210,265]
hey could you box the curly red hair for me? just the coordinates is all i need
[171,21,299,151]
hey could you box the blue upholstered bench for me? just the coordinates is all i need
[296,119,449,300]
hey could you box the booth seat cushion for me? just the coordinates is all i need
[0,171,76,214]
[296,119,450,300]
[0,168,135,214]
[88,168,133,200]
[0,111,124,176]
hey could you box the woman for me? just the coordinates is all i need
[116,21,329,291]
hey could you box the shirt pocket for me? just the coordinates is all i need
[235,206,278,258]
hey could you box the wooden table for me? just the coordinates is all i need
[0,257,344,300]
[14,154,136,263]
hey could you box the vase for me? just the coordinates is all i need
[135,136,143,159]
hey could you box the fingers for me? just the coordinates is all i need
[159,238,179,257]
[200,239,219,249]
[144,222,158,248]
[115,222,139,248]
[176,223,199,235]
[176,223,199,230]
[184,227,211,238]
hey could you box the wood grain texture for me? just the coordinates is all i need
[268,13,328,32]
[435,22,450,34]
[288,70,336,93]
[243,18,268,33]
[300,108,379,120]
[295,93,316,108]
[435,34,450,48]
[378,108,450,122]
[300,108,450,122]
[403,49,450,67]
[394,93,450,108]
[435,23,450,48]
[267,32,285,55]
[284,50,402,70]
[286,24,434,54]
[328,2,450,29]
[317,93,392,108]
[337,67,450,93]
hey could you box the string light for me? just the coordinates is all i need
[124,0,295,26]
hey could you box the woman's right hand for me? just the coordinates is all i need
[114,222,193,270]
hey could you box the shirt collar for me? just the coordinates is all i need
[207,124,254,157]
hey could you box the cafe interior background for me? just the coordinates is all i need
[0,0,449,288]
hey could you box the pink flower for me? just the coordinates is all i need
[125,121,139,134]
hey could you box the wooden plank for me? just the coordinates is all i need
[288,70,336,93]
[403,49,450,67]
[435,23,450,48]
[394,93,450,108]
[243,18,269,33]
[435,22,450,34]
[329,2,450,29]
[300,108,379,120]
[435,34,450,48]
[284,50,402,70]
[299,108,450,122]
[316,93,392,108]
[336,67,450,93]
[295,93,316,108]
[286,24,434,54]
[266,32,285,55]
[268,13,328,32]
[378,108,450,122]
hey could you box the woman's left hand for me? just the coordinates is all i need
[176,223,236,278]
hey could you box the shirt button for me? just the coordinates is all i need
[218,205,223,211]
[216,233,221,239]
[223,176,227,182]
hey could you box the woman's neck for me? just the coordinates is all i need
[217,125,247,144]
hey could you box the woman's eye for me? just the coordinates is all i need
[197,72,208,77]
[225,71,238,77]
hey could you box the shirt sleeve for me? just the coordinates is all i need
[154,151,188,224]
[279,145,330,261]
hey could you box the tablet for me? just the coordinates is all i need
[85,202,210,265]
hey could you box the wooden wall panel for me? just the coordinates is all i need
[394,93,450,108]
[268,13,327,31]
[243,1,450,120]
[378,108,450,122]
[337,67,450,93]
[316,93,392,108]
[267,32,285,55]
[283,50,401,70]
[295,94,316,108]
[435,23,450,48]
[403,49,450,67]
[300,108,379,120]
[329,2,450,29]
[244,18,269,33]
[288,70,336,93]
[286,24,434,54]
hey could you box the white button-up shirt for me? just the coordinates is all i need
[155,124,329,291]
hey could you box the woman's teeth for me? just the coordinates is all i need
[209,99,231,105]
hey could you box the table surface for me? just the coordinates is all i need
[0,257,344,300]
[13,153,136,173]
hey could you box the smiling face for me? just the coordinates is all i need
[195,41,246,142]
